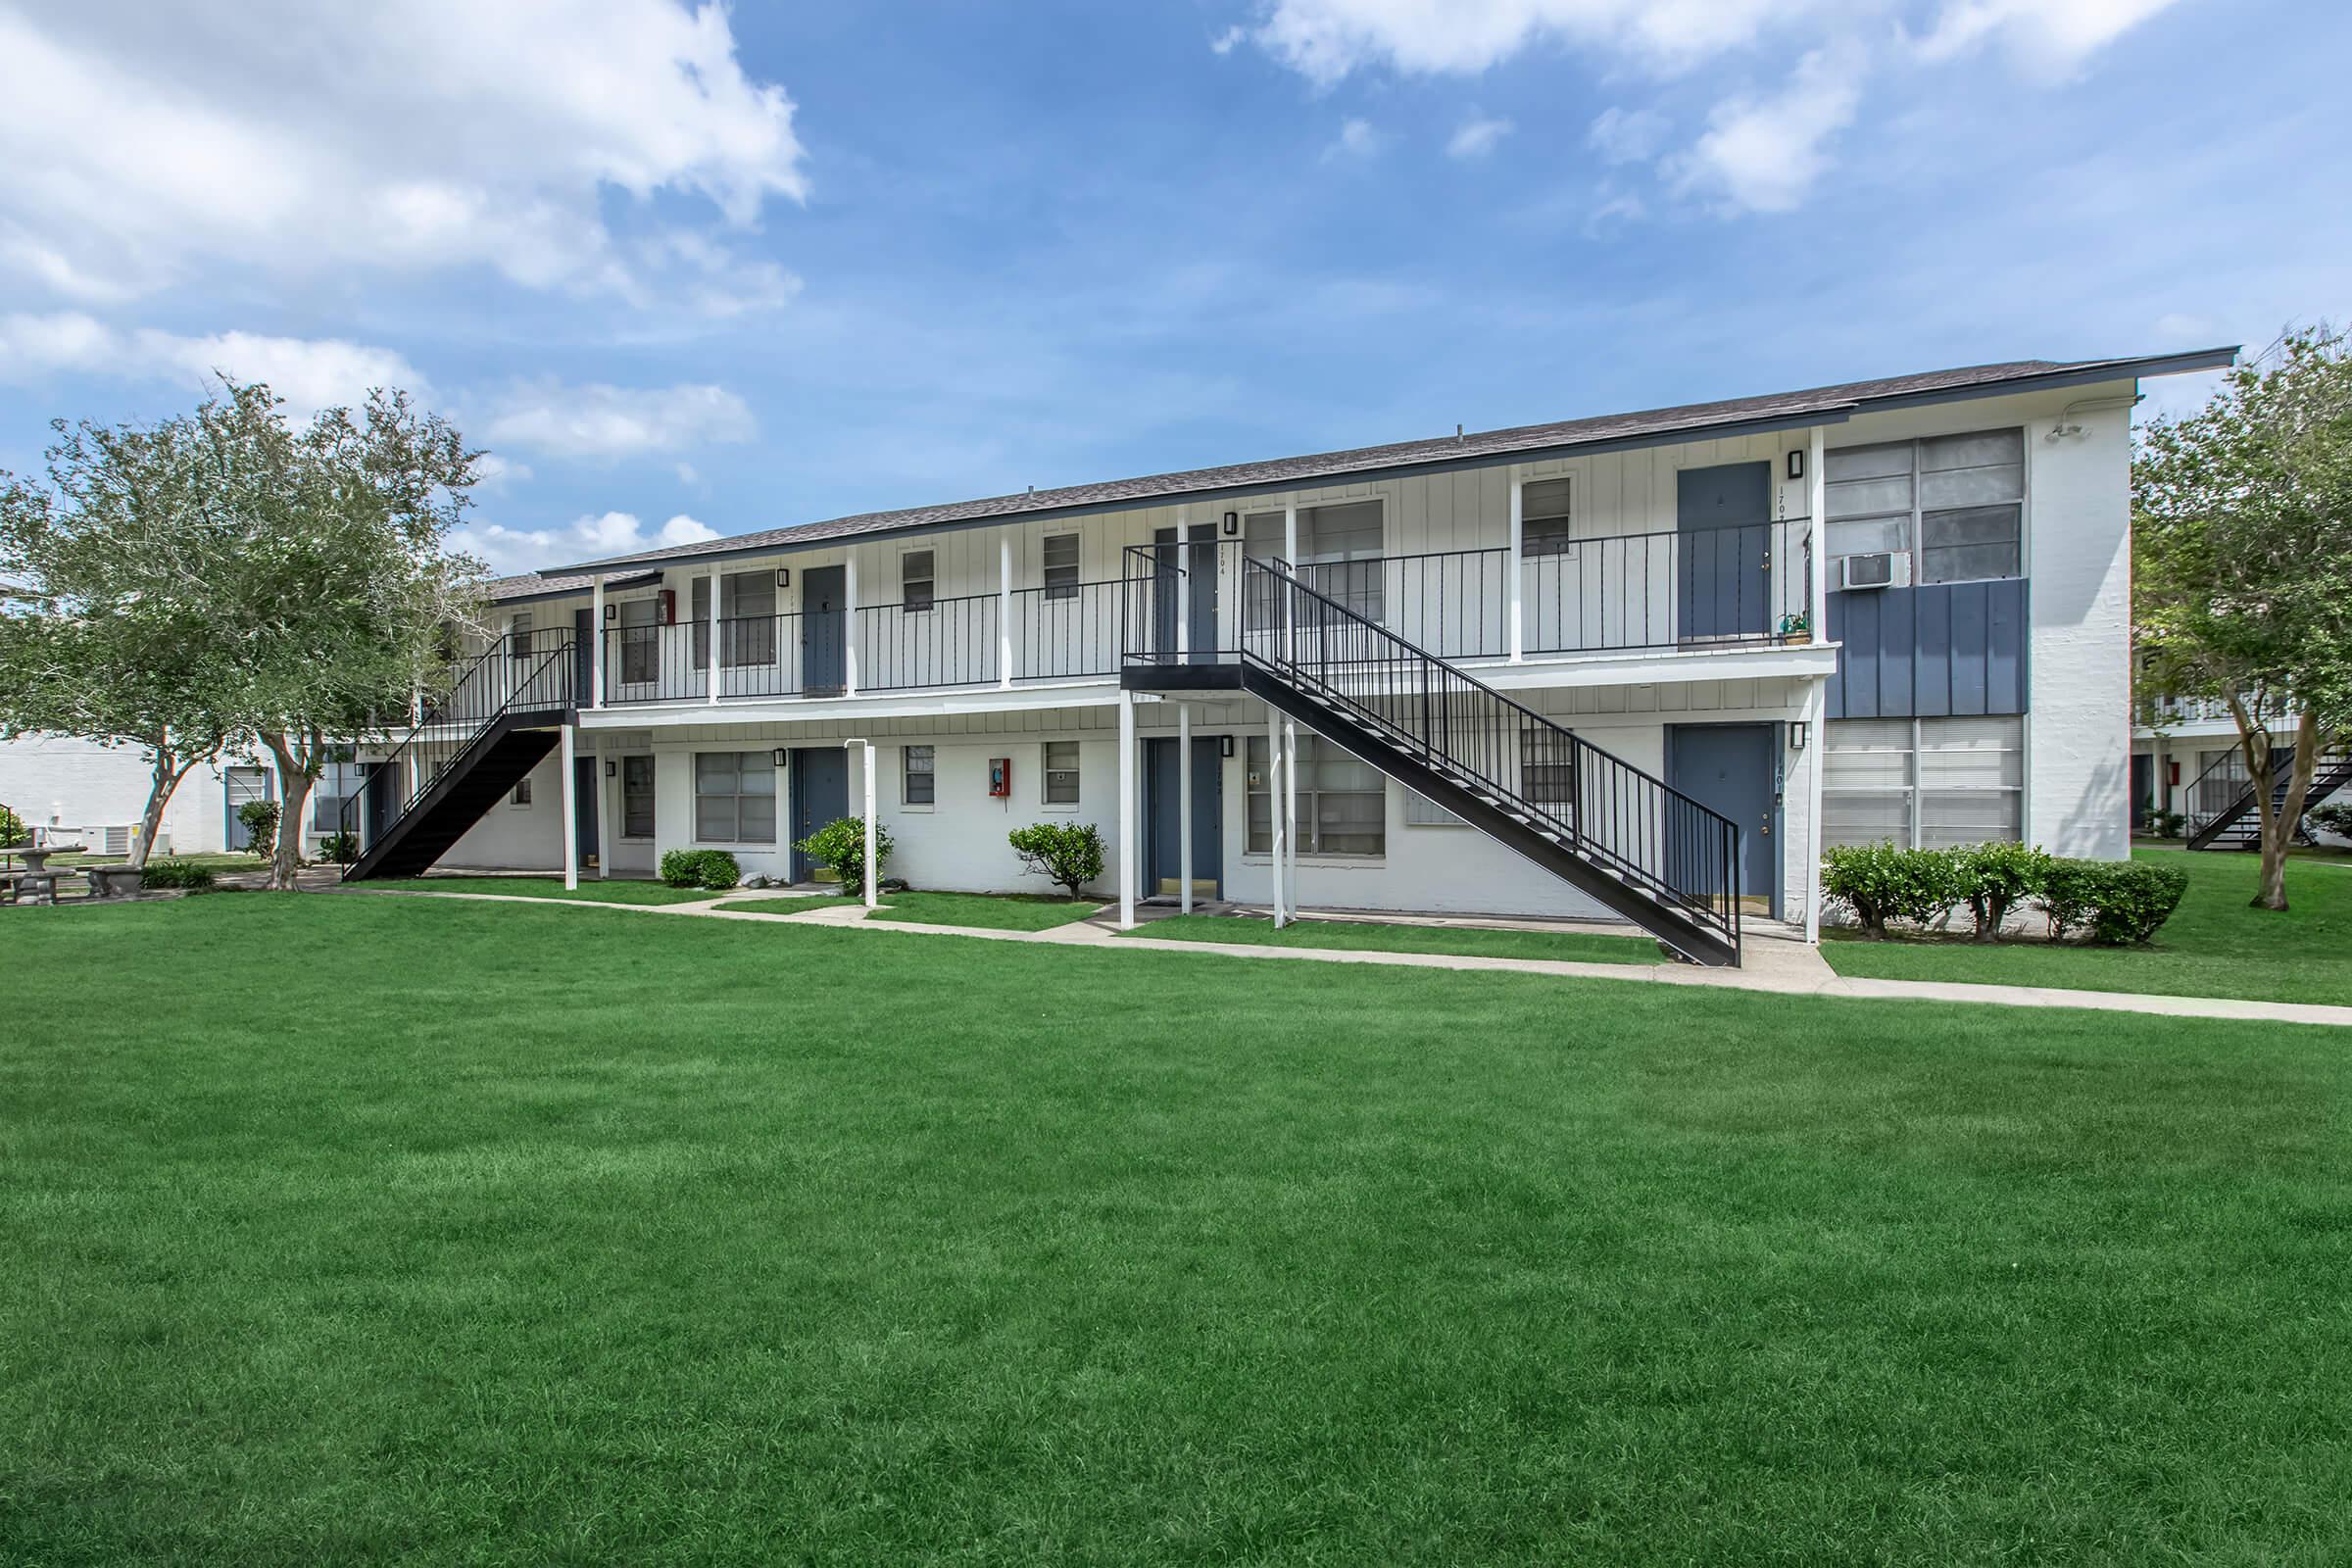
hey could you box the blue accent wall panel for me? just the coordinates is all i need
[1827,579,2029,719]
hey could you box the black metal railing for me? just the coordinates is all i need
[1130,548,1740,953]
[600,613,808,705]
[1524,517,1810,654]
[1012,579,1125,681]
[857,593,999,693]
[339,632,577,868]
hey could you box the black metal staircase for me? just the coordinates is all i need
[340,634,576,880]
[2184,740,2352,851]
[1123,550,1743,965]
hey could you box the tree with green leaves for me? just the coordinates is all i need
[2135,325,2352,909]
[0,413,247,867]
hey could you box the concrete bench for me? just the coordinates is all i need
[85,864,146,899]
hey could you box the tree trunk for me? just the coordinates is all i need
[2252,711,2323,911]
[130,743,184,870]
[260,730,317,891]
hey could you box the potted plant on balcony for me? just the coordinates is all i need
[1778,612,1812,645]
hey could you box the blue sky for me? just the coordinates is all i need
[1,0,2343,573]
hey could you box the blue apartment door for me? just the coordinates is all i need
[1676,462,1772,642]
[803,565,847,696]
[1667,723,1777,915]
[1144,736,1222,897]
[1152,524,1218,662]
[789,747,850,882]
[574,756,601,869]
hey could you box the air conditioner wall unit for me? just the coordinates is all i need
[1837,552,1910,591]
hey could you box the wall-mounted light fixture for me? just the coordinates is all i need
[603,604,617,620]
[775,568,790,588]
[771,748,788,767]
[1219,735,1236,759]
[1222,511,1240,537]
[1787,449,1805,481]
[1788,721,1809,752]
[604,760,616,777]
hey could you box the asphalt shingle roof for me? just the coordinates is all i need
[542,348,2234,576]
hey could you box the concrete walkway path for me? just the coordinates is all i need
[331,885,2352,1029]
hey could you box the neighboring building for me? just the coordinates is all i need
[0,735,254,857]
[2131,696,2352,849]
[329,349,2233,964]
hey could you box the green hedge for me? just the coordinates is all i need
[657,849,741,891]
[793,817,894,896]
[140,858,217,891]
[1823,843,2186,947]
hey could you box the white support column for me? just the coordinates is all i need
[1802,680,1827,944]
[1267,702,1287,928]
[560,723,579,890]
[844,555,860,699]
[1175,506,1192,664]
[858,739,878,907]
[1178,703,1194,914]
[1117,692,1139,930]
[998,536,1014,690]
[1283,716,1298,919]
[1283,501,1298,565]
[706,570,722,704]
[1506,466,1525,662]
[1804,422,1830,944]
[590,575,607,709]
[598,753,613,880]
[1808,424,1829,634]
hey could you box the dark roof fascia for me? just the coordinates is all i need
[1846,348,2238,416]
[542,404,1854,575]
[484,569,659,608]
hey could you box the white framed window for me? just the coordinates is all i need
[904,744,935,807]
[1822,716,2024,849]
[691,571,779,668]
[1248,734,1384,857]
[621,756,656,840]
[617,598,659,687]
[508,612,534,667]
[511,772,533,808]
[1245,501,1386,620]
[1042,534,1081,601]
[695,751,777,843]
[1043,740,1080,806]
[1825,428,2024,585]
[902,550,935,613]
[1519,731,1575,816]
[1520,477,1575,557]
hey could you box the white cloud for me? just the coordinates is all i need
[675,462,702,487]
[1587,105,1669,164]
[483,380,757,461]
[1323,118,1385,161]
[1446,115,1515,160]
[1914,0,2187,77]
[1209,24,1248,54]
[1248,0,1807,85]
[0,310,426,421]
[0,1,807,312]
[467,511,719,574]
[1669,44,1866,214]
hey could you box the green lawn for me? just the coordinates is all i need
[352,875,718,906]
[6,897,2351,1563]
[867,889,1102,930]
[1826,846,2352,1005]
[1128,911,1663,964]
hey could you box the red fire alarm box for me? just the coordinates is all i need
[988,758,1011,797]
[658,589,677,624]
[2168,760,2180,787]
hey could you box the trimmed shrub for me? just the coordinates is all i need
[236,799,279,858]
[795,817,893,896]
[1950,840,2053,941]
[1821,843,1963,939]
[658,849,741,891]
[2038,858,2188,946]
[1007,822,1104,900]
[318,831,360,865]
[2147,808,2187,840]
[0,803,25,850]
[141,858,216,891]
[2309,802,2352,839]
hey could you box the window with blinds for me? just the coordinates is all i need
[1246,502,1386,620]
[691,571,780,667]
[694,751,777,844]
[1822,716,2024,849]
[1247,734,1384,856]
[1520,477,1575,557]
[1825,427,2024,586]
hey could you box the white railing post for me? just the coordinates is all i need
[590,575,606,709]
[1117,692,1138,929]
[1267,702,1287,928]
[1283,716,1298,916]
[1178,703,1194,914]
[1176,507,1192,665]
[561,723,578,890]
[1507,468,1525,662]
[1809,425,1829,635]
[706,570,721,704]
[844,556,860,698]
[998,535,1014,690]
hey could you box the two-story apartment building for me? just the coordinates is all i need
[338,349,2235,964]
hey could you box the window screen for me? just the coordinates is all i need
[1043,740,1080,805]
[1247,734,1384,856]
[902,551,935,613]
[1822,716,2023,849]
[1825,429,2023,584]
[904,745,934,806]
[692,572,779,667]
[618,598,659,687]
[694,751,776,843]
[1042,535,1080,601]
[621,756,656,839]
[1521,477,1575,557]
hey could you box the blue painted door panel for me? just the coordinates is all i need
[1144,737,1222,896]
[803,565,847,696]
[789,747,850,882]
[1669,723,1777,913]
[1676,462,1772,641]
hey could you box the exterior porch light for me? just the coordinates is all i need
[1789,721,1810,752]
[1222,511,1240,536]
[770,748,788,767]
[1219,734,1236,759]
[604,760,616,776]
[1787,449,1805,480]
[775,568,790,588]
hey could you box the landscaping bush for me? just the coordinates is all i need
[2147,808,2187,839]
[2038,858,2188,946]
[2310,802,2352,839]
[658,849,741,891]
[1821,843,1963,939]
[236,800,279,858]
[1006,821,1104,899]
[0,803,25,850]
[318,831,360,865]
[794,817,893,895]
[140,858,216,891]
[1950,840,2053,941]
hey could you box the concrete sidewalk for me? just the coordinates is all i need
[334,885,2352,1029]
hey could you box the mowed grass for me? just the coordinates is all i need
[867,890,1102,929]
[5,897,2352,1564]
[353,875,719,906]
[1130,911,1662,964]
[1825,846,2352,1005]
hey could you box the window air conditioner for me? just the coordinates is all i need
[1838,552,1905,591]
